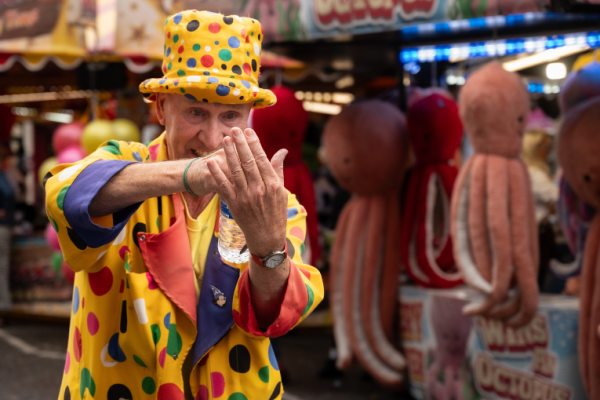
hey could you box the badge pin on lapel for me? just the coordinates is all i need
[211,285,226,307]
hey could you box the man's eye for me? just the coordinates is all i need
[225,113,236,120]
[191,109,202,116]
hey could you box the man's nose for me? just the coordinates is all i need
[200,117,224,150]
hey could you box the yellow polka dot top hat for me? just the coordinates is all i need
[139,10,277,109]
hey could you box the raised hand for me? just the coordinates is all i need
[207,127,288,258]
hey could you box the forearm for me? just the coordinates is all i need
[88,160,191,218]
[249,257,290,329]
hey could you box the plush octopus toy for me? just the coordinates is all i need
[325,100,408,387]
[450,62,539,328]
[556,62,600,399]
[400,92,464,288]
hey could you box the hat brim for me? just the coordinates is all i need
[140,76,276,109]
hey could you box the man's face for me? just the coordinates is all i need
[156,93,252,160]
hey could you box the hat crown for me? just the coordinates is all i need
[140,10,276,109]
[163,10,261,86]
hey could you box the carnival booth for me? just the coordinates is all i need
[257,2,600,399]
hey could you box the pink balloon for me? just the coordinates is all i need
[52,122,84,154]
[45,223,60,250]
[62,261,75,284]
[58,146,85,164]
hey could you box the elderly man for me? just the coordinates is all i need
[45,10,323,400]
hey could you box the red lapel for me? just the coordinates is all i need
[138,194,197,325]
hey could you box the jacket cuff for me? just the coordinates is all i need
[233,259,309,338]
[63,160,142,248]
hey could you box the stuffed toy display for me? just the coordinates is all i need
[400,92,463,288]
[556,62,600,399]
[325,100,408,386]
[450,62,539,328]
[251,85,321,265]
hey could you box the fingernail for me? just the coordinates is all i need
[244,129,254,137]
[224,137,232,147]
[233,128,241,137]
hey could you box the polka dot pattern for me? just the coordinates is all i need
[80,368,96,398]
[211,372,225,398]
[88,267,113,296]
[107,384,132,400]
[146,272,159,290]
[229,345,251,373]
[87,312,99,335]
[197,385,209,400]
[268,343,279,371]
[139,10,276,109]
[142,377,156,394]
[258,366,269,383]
[157,383,184,400]
[73,286,80,315]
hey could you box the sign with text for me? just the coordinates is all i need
[400,287,585,400]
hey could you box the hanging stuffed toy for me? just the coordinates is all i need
[251,85,322,265]
[450,62,539,328]
[556,62,600,399]
[400,92,463,288]
[325,100,408,387]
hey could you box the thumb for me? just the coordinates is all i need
[270,149,288,185]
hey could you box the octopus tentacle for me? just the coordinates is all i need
[330,199,354,370]
[415,168,462,287]
[451,156,493,294]
[464,156,512,315]
[505,159,539,327]
[520,158,539,271]
[486,291,521,320]
[579,215,600,394]
[362,191,405,371]
[468,155,493,283]
[401,169,431,286]
[339,196,370,370]
[349,196,403,386]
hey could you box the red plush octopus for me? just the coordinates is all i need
[325,100,408,387]
[401,92,463,288]
[251,85,321,265]
[450,62,539,328]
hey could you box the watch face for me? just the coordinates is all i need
[265,254,285,269]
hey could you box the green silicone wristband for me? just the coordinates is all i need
[183,157,201,197]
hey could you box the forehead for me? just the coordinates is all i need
[166,93,250,112]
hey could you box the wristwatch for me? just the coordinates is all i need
[250,242,288,269]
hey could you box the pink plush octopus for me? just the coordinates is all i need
[450,62,539,328]
[325,100,408,387]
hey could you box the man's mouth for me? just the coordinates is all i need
[191,149,210,157]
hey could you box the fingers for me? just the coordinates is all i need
[231,128,262,187]
[270,149,288,185]
[244,128,280,183]
[223,136,248,191]
[207,159,236,200]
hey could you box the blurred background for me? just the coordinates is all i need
[1,0,600,399]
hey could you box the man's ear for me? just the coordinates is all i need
[155,93,167,126]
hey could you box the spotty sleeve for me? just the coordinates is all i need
[45,140,149,272]
[232,192,324,338]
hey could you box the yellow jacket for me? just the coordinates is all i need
[45,134,324,400]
